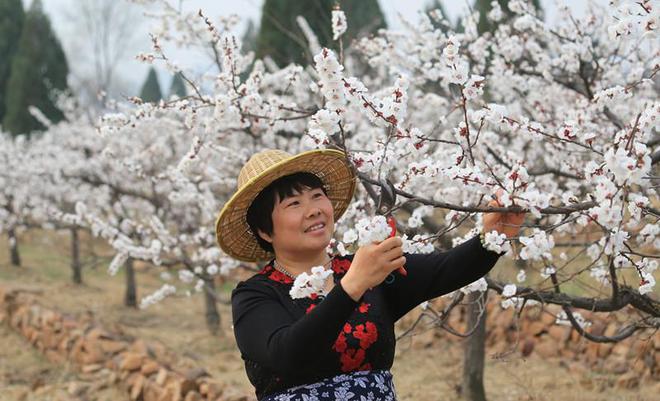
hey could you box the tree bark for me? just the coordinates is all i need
[204,278,221,335]
[462,291,488,401]
[124,257,137,308]
[8,227,20,267]
[71,228,82,284]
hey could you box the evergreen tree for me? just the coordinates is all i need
[168,72,187,99]
[256,0,386,67]
[0,0,25,125]
[139,67,162,103]
[2,0,68,136]
[475,0,543,35]
[241,19,257,54]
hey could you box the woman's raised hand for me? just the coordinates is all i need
[340,237,406,301]
[483,190,526,238]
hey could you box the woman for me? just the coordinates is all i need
[216,148,524,401]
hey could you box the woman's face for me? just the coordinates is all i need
[258,186,335,256]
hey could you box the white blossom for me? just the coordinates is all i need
[483,230,511,254]
[290,266,333,299]
[460,277,488,294]
[331,9,347,41]
[519,229,555,261]
[556,311,592,329]
[139,284,176,309]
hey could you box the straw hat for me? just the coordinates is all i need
[215,148,357,262]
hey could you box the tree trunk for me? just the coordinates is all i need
[8,227,20,267]
[124,257,137,308]
[462,291,488,401]
[71,228,82,284]
[204,278,221,335]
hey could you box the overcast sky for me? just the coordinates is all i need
[22,0,606,97]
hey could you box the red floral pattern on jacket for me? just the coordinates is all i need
[261,256,379,373]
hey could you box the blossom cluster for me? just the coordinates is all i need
[290,266,334,299]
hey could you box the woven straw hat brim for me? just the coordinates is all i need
[215,149,356,262]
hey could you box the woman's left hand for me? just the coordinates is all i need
[483,190,526,238]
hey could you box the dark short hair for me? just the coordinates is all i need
[246,172,328,254]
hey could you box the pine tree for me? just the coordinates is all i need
[475,0,543,35]
[256,0,386,67]
[0,0,25,125]
[139,67,162,103]
[168,72,187,99]
[2,0,68,136]
[241,19,257,54]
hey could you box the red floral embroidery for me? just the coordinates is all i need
[333,332,347,353]
[333,315,379,372]
[332,258,352,274]
[258,264,272,275]
[268,268,293,284]
[306,304,316,314]
[339,348,366,371]
[258,263,294,284]
[358,302,370,313]
[353,322,378,349]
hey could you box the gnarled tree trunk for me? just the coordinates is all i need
[71,228,82,284]
[204,277,221,335]
[124,257,137,308]
[8,227,20,267]
[462,290,488,401]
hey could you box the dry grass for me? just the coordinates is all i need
[0,229,656,401]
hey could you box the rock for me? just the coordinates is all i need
[520,339,534,357]
[88,380,110,393]
[185,367,210,381]
[141,359,161,376]
[67,381,89,397]
[143,380,165,401]
[181,378,199,396]
[547,326,568,342]
[597,343,613,358]
[184,391,202,401]
[161,381,183,401]
[541,311,557,325]
[534,341,558,358]
[99,339,127,354]
[603,322,618,337]
[130,374,146,401]
[129,339,149,355]
[588,321,606,337]
[585,342,599,363]
[527,321,546,336]
[610,343,630,358]
[82,363,103,373]
[156,368,169,386]
[80,339,106,364]
[45,349,65,364]
[121,352,144,371]
[199,380,225,399]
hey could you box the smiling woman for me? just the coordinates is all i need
[215,148,521,400]
[246,172,335,271]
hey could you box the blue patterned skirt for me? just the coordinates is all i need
[262,370,397,401]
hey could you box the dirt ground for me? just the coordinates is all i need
[0,229,657,401]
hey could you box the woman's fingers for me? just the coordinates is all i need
[377,236,402,251]
[382,245,404,261]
